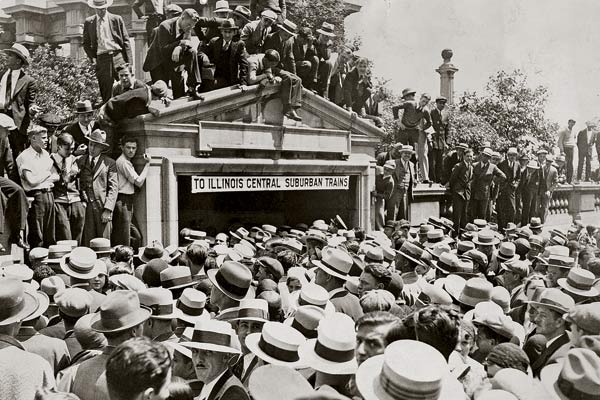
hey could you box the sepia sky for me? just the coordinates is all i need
[346,0,600,127]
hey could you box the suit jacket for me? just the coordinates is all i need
[330,289,363,322]
[70,350,111,400]
[430,108,449,150]
[342,67,372,112]
[538,164,558,194]
[231,354,261,385]
[497,159,521,195]
[530,332,570,377]
[63,121,100,151]
[449,160,473,201]
[292,39,317,63]
[83,13,132,63]
[577,128,595,155]
[103,86,151,122]
[193,17,225,49]
[263,32,296,74]
[205,37,249,85]
[77,154,118,212]
[144,17,181,72]
[0,69,36,135]
[15,326,71,374]
[0,135,17,181]
[240,20,271,55]
[198,369,250,400]
[391,158,416,201]
[471,161,506,200]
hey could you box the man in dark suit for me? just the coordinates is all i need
[77,129,118,246]
[0,43,39,157]
[576,121,595,181]
[442,142,467,184]
[143,8,203,99]
[470,147,506,221]
[520,159,540,226]
[63,100,99,156]
[449,147,473,236]
[515,153,530,224]
[537,150,558,224]
[263,19,297,74]
[204,19,249,89]
[496,147,521,230]
[83,0,132,104]
[430,96,449,183]
[386,144,417,221]
[0,115,28,249]
[293,27,319,91]
[342,57,372,113]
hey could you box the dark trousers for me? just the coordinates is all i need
[296,57,319,90]
[496,191,516,230]
[452,194,469,236]
[470,198,489,221]
[537,192,551,224]
[515,190,523,225]
[386,188,409,221]
[112,193,134,246]
[278,71,303,109]
[577,147,592,181]
[8,130,27,159]
[521,190,537,226]
[0,177,28,239]
[349,88,372,113]
[55,201,86,244]
[564,147,574,183]
[431,149,444,183]
[316,58,336,99]
[170,48,203,99]
[27,191,55,248]
[96,52,126,103]
[82,201,112,246]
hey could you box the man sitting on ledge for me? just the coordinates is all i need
[245,49,303,121]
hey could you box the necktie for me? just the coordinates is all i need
[91,157,96,172]
[223,41,230,51]
[5,70,12,106]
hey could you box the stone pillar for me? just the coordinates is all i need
[131,17,149,82]
[436,49,459,104]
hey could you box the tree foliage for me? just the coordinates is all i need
[287,0,348,45]
[449,69,558,152]
[0,44,100,123]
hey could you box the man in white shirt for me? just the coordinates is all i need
[112,136,149,247]
[556,119,576,183]
[16,126,59,247]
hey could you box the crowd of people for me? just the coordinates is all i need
[1,212,600,400]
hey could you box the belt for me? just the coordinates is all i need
[97,51,121,57]
[26,188,53,196]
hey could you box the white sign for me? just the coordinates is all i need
[191,175,350,193]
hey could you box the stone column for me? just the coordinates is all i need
[131,18,149,82]
[436,49,459,104]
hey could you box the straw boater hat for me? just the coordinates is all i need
[60,247,103,280]
[88,0,113,8]
[496,242,519,263]
[246,322,307,368]
[89,238,112,256]
[397,241,426,268]
[160,266,196,291]
[278,19,297,36]
[557,268,599,298]
[3,43,31,65]
[0,278,39,326]
[284,305,326,339]
[90,290,151,333]
[181,319,241,354]
[540,348,600,400]
[248,365,315,400]
[207,261,252,301]
[292,283,335,314]
[528,288,575,314]
[298,313,357,375]
[138,287,180,320]
[356,340,465,400]
[316,21,336,37]
[175,288,210,324]
[472,230,500,246]
[312,247,353,281]
[42,245,72,265]
[458,277,493,308]
[229,298,269,323]
[214,0,230,12]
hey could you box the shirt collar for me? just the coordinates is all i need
[328,287,346,298]
[199,369,228,399]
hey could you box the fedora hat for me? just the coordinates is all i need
[60,247,102,280]
[214,0,230,12]
[401,88,416,98]
[42,245,72,265]
[496,242,519,262]
[397,241,425,267]
[175,288,209,324]
[0,278,39,326]
[89,237,112,256]
[75,100,94,114]
[90,290,151,333]
[138,240,167,263]
[316,21,336,37]
[424,229,445,248]
[248,365,315,400]
[463,300,504,322]
[294,283,335,314]
[230,227,249,241]
[433,274,466,301]
[3,43,31,65]
[529,288,575,314]
[22,287,49,322]
[160,266,195,290]
[218,18,237,30]
[472,230,500,246]
[138,287,180,319]
[312,247,353,281]
[278,19,297,36]
[458,277,493,307]
[284,305,326,339]
[207,261,252,300]
[230,298,269,323]
[564,304,600,334]
[557,268,599,297]
[55,288,93,318]
[181,319,241,354]
[364,247,384,263]
[540,348,600,400]
[88,0,113,8]
[356,340,464,400]
[232,5,251,21]
[301,229,328,246]
[455,142,469,150]
[455,241,475,255]
[481,148,493,157]
[88,129,110,148]
[246,321,307,368]
[528,217,543,230]
[298,313,357,375]
[528,235,544,249]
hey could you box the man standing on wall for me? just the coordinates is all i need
[576,121,595,182]
[430,96,449,183]
[557,119,576,183]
